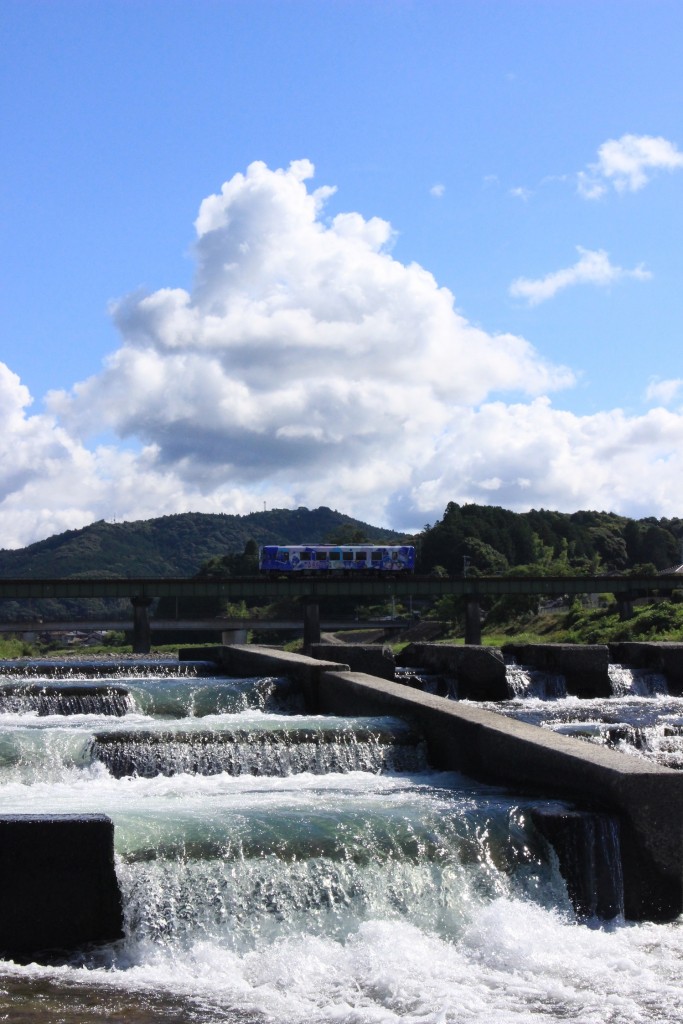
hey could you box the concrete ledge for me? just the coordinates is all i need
[609,642,683,695]
[310,643,395,680]
[177,643,683,920]
[181,644,349,709]
[316,669,683,921]
[502,643,612,698]
[0,814,123,962]
[396,643,508,700]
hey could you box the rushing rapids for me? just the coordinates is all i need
[1,659,683,1023]
[484,662,683,771]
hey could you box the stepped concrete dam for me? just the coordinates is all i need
[189,643,683,923]
[3,638,683,974]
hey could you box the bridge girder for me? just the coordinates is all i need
[0,574,677,601]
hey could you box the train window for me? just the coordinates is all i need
[279,551,290,561]
[371,551,382,562]
[355,552,367,560]
[329,551,341,561]
[315,551,327,560]
[342,551,353,561]
[300,551,311,560]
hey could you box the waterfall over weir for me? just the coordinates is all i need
[90,719,428,778]
[608,663,669,697]
[480,659,683,772]
[1,661,682,1023]
[505,662,567,699]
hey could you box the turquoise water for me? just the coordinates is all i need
[1,664,682,1023]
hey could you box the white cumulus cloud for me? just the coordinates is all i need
[44,159,573,529]
[578,133,683,198]
[3,158,683,548]
[509,246,651,306]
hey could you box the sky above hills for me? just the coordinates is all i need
[2,0,683,548]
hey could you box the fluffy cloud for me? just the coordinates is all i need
[578,134,683,198]
[45,159,573,522]
[390,399,683,524]
[3,158,683,549]
[645,378,683,406]
[0,358,275,549]
[509,247,651,306]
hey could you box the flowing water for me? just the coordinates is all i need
[481,663,683,771]
[1,660,683,1022]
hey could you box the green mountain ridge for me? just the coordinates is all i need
[0,507,406,579]
[3,502,683,581]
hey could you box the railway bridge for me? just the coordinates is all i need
[0,573,678,652]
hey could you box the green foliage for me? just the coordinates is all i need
[427,594,464,628]
[224,601,249,620]
[323,525,373,545]
[628,562,658,577]
[102,630,126,646]
[418,502,683,577]
[0,636,37,658]
[488,599,683,645]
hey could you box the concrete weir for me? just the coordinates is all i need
[0,814,123,962]
[189,644,683,922]
[502,643,612,698]
[395,643,508,699]
[609,642,683,695]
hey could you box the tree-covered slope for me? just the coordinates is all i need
[419,502,683,575]
[3,500,683,583]
[0,507,405,579]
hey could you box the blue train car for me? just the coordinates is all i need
[259,544,415,574]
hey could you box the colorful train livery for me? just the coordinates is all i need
[259,544,415,574]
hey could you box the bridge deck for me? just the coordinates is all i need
[0,573,676,601]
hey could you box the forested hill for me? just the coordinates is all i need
[419,503,683,576]
[2,502,682,581]
[0,508,405,578]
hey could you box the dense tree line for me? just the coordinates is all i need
[417,502,683,576]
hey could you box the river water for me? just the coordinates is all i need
[1,662,683,1023]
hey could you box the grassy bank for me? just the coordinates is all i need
[2,598,682,659]
[477,598,683,646]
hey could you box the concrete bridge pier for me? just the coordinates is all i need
[465,597,482,645]
[617,593,635,620]
[221,628,249,644]
[303,599,321,652]
[131,596,153,654]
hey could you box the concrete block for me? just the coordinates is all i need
[310,643,395,680]
[0,814,123,962]
[503,643,611,698]
[396,643,508,700]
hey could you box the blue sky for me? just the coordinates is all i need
[2,0,683,547]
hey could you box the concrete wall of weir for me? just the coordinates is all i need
[608,641,683,694]
[190,644,683,922]
[395,641,683,699]
[0,814,123,962]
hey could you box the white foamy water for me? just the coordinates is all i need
[1,666,683,1023]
